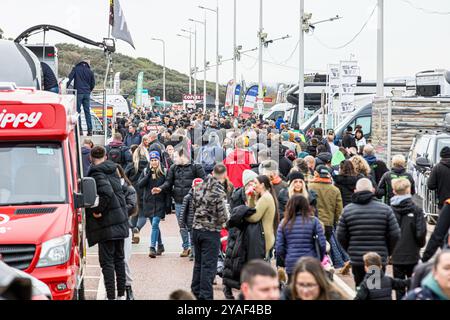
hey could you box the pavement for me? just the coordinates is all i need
[84,213,357,300]
[84,212,435,300]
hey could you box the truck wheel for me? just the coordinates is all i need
[72,279,85,300]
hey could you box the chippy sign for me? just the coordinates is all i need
[0,109,43,128]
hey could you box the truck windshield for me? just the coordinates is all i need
[0,143,67,206]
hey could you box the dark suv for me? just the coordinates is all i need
[407,128,450,223]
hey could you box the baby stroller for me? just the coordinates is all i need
[216,228,229,278]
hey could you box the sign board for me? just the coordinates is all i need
[339,60,359,114]
[182,94,204,102]
[136,72,144,106]
[224,80,235,109]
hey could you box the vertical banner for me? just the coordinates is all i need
[242,85,259,118]
[339,60,359,116]
[224,79,235,111]
[327,64,340,128]
[233,84,241,117]
[136,71,144,106]
[113,72,121,94]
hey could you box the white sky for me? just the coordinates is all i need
[1,0,450,85]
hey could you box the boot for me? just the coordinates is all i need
[132,228,140,244]
[125,286,135,300]
[180,248,191,258]
[157,244,165,256]
[149,247,157,258]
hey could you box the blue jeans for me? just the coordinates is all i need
[77,93,92,133]
[137,216,163,247]
[150,217,162,248]
[48,86,59,94]
[175,203,190,250]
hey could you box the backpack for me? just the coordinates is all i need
[107,146,125,166]
[201,146,217,172]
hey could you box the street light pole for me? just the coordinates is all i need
[151,38,166,102]
[233,0,237,88]
[177,32,192,94]
[257,0,264,115]
[299,0,305,127]
[377,0,384,97]
[199,2,220,115]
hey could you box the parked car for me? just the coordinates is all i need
[407,128,450,224]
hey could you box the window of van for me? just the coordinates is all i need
[267,111,285,121]
[355,116,371,136]
[436,138,450,163]
[411,137,430,163]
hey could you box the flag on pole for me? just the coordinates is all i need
[110,0,135,49]
[109,0,114,26]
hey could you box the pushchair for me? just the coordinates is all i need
[217,228,229,278]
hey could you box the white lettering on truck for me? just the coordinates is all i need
[0,109,43,128]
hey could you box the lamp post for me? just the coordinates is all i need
[151,38,166,102]
[189,16,207,114]
[199,1,220,115]
[182,28,197,105]
[177,32,192,94]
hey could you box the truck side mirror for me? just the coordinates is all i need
[75,178,98,209]
[416,157,431,168]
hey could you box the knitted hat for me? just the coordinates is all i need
[285,149,296,161]
[242,169,258,187]
[192,178,203,188]
[149,151,160,161]
[317,152,332,164]
[315,165,331,178]
[440,146,450,159]
[288,171,305,185]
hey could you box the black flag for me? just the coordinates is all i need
[111,0,135,49]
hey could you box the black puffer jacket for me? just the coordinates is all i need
[179,190,195,231]
[222,205,265,290]
[427,158,450,208]
[337,191,401,266]
[125,158,148,217]
[160,163,206,204]
[422,203,450,262]
[390,196,427,265]
[277,188,318,220]
[377,167,415,205]
[86,161,129,247]
[355,272,410,300]
[230,187,246,210]
[334,175,359,208]
[137,168,168,219]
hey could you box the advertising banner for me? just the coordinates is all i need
[136,72,144,106]
[233,84,241,117]
[224,79,235,110]
[242,85,259,116]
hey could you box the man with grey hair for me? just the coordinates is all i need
[363,144,388,185]
[337,177,401,287]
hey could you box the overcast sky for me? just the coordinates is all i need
[1,0,450,85]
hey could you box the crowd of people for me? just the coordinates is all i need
[81,106,450,301]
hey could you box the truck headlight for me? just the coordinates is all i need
[36,235,72,268]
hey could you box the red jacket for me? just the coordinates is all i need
[224,149,256,188]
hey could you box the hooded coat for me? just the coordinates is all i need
[337,191,401,266]
[67,61,95,94]
[137,167,168,219]
[376,167,415,205]
[390,195,427,265]
[334,175,359,208]
[427,157,450,208]
[86,161,129,247]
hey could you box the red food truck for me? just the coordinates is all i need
[0,84,97,300]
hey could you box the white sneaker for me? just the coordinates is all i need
[116,296,126,300]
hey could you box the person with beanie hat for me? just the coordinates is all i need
[278,171,317,221]
[428,146,450,209]
[137,150,168,258]
[281,132,297,152]
[230,170,258,210]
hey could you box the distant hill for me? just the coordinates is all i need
[56,43,226,102]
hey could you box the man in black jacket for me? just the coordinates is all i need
[422,201,450,263]
[337,178,401,287]
[428,146,450,210]
[87,146,130,300]
[342,126,357,149]
[363,144,389,185]
[40,62,58,93]
[390,178,427,299]
[67,59,95,136]
[377,154,415,205]
[154,148,206,257]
